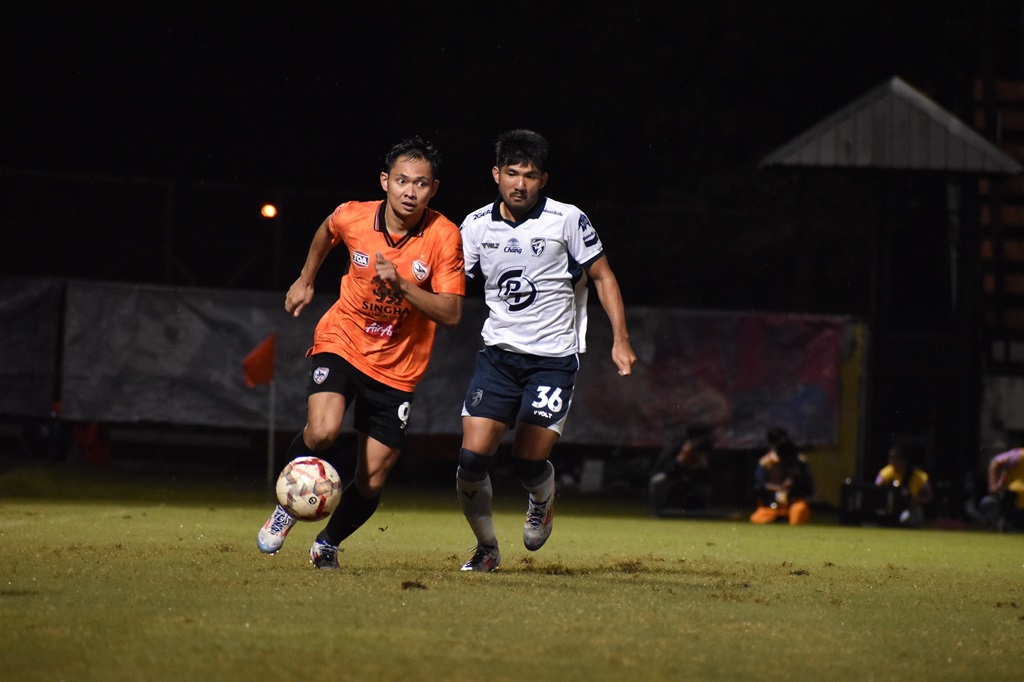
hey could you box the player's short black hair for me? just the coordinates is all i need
[776,440,800,462]
[495,129,549,172]
[891,443,925,470]
[685,425,714,450]
[385,136,441,178]
[766,426,790,448]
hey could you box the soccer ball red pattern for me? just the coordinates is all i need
[275,456,342,521]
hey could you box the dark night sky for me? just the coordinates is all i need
[3,1,1021,312]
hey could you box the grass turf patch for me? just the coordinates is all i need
[1,465,1022,681]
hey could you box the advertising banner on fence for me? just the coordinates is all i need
[55,281,846,448]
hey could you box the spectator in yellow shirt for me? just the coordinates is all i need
[875,446,933,528]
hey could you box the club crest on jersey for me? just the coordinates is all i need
[313,367,330,384]
[504,238,523,254]
[531,238,546,256]
[353,251,370,268]
[412,260,429,281]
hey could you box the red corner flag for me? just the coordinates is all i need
[243,332,277,387]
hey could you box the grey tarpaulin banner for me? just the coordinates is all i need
[60,281,332,430]
[0,278,64,418]
[58,280,846,447]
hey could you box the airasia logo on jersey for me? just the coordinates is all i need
[364,320,395,338]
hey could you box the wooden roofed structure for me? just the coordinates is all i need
[762,75,1021,174]
[760,75,1021,491]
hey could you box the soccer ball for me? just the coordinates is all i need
[275,456,342,521]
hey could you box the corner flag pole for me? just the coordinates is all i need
[242,330,278,498]
[266,377,276,495]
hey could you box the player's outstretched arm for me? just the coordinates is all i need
[286,217,335,318]
[374,252,463,329]
[586,255,637,376]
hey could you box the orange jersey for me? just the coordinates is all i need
[310,200,464,391]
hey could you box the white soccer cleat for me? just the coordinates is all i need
[523,490,555,551]
[256,505,297,554]
[309,539,340,570]
[460,544,501,572]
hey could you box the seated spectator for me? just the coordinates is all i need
[750,437,814,525]
[875,446,933,528]
[649,428,713,517]
[979,447,1024,532]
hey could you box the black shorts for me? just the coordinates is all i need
[307,353,413,449]
[461,345,578,434]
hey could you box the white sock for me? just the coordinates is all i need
[523,461,555,504]
[457,472,497,547]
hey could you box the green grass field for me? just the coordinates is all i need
[1,465,1022,681]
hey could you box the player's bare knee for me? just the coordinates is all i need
[302,425,339,451]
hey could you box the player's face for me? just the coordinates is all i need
[493,162,548,219]
[380,156,439,221]
[888,448,907,472]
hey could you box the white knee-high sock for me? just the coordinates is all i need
[457,472,497,547]
[522,461,555,503]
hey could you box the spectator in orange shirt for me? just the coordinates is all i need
[750,433,814,525]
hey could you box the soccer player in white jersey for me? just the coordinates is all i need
[456,129,637,571]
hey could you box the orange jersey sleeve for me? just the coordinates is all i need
[310,201,465,392]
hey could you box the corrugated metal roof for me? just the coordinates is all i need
[760,76,1022,174]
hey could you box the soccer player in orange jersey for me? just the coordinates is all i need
[257,137,465,568]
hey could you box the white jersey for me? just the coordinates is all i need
[460,196,604,357]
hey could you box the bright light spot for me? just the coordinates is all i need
[261,204,278,219]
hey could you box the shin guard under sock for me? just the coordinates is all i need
[318,490,381,546]
[457,472,497,547]
[520,460,555,503]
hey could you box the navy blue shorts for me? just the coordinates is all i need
[307,353,413,450]
[461,345,578,434]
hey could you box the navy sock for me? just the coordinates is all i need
[287,432,357,488]
[286,432,309,459]
[318,490,381,546]
[512,457,549,484]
